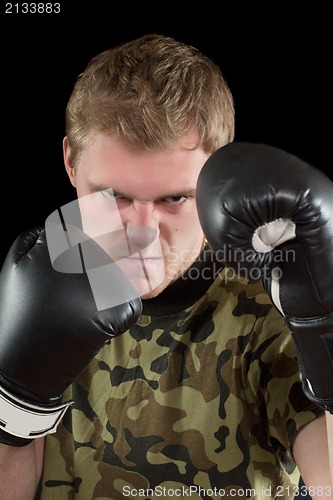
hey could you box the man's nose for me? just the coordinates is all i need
[127,200,158,228]
[125,201,160,253]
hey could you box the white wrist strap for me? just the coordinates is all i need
[0,384,73,439]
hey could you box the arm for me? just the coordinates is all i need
[196,142,333,494]
[328,413,333,486]
[0,438,44,500]
[196,142,333,413]
[293,413,333,499]
[0,225,141,470]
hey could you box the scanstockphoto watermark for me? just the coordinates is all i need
[122,484,333,498]
[122,485,256,497]
[166,245,296,282]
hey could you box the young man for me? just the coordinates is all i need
[0,34,332,499]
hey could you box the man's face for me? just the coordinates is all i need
[64,132,208,299]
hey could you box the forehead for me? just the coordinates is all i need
[78,134,208,200]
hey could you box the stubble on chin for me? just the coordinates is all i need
[140,255,198,300]
[139,234,206,300]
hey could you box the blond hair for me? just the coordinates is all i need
[65,33,235,167]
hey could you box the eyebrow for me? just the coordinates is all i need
[88,181,111,192]
[87,181,196,199]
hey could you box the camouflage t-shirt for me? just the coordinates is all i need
[40,249,324,499]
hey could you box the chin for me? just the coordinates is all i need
[139,255,201,300]
[139,267,186,300]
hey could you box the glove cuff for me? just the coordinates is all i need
[0,383,73,446]
[286,312,333,413]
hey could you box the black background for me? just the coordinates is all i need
[0,4,331,497]
[1,5,331,265]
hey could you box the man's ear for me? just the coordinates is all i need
[63,137,76,187]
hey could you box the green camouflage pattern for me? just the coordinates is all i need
[40,267,323,499]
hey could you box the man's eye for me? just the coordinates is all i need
[163,195,188,205]
[101,190,122,200]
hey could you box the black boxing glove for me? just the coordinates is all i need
[0,226,142,446]
[196,142,333,413]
